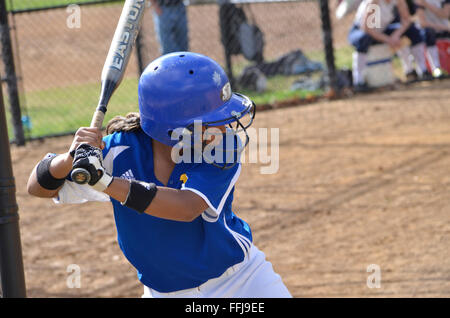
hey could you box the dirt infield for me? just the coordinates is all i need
[8,79,450,297]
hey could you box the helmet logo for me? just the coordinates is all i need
[213,71,221,87]
[221,82,232,102]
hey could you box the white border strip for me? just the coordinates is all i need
[181,164,242,222]
[223,214,248,260]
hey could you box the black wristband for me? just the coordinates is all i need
[36,155,66,190]
[122,180,158,214]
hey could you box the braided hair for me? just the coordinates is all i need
[106,112,141,135]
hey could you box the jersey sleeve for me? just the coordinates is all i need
[180,162,242,222]
[53,134,119,205]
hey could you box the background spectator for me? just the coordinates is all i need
[348,0,431,91]
[150,0,189,55]
[415,0,450,78]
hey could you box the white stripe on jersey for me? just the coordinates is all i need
[181,187,219,222]
[121,169,135,180]
[103,145,130,175]
[217,164,241,214]
[236,232,252,250]
[223,213,249,260]
[181,164,242,222]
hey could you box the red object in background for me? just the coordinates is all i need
[425,39,450,73]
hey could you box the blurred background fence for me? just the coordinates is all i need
[1,0,357,144]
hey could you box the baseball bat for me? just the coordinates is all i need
[71,0,146,185]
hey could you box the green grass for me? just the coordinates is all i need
[305,45,354,70]
[241,73,323,105]
[9,73,321,140]
[8,0,117,11]
[6,48,334,140]
[233,45,357,106]
[8,77,139,139]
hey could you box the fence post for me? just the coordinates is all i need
[0,73,27,298]
[135,31,145,75]
[224,51,235,88]
[318,0,339,95]
[0,0,25,145]
[218,2,236,88]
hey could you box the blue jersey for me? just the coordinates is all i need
[101,129,253,292]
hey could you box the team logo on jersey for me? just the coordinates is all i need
[180,173,188,184]
[121,169,135,180]
[213,71,221,87]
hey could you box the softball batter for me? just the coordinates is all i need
[27,52,291,298]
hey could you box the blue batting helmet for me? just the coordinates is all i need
[138,52,255,148]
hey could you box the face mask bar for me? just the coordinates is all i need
[182,94,256,170]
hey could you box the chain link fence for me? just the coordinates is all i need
[1,0,353,143]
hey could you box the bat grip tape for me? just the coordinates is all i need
[90,109,106,129]
[96,105,107,113]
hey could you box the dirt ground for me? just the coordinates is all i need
[8,79,450,298]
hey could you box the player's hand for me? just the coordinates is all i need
[391,32,401,43]
[387,36,401,50]
[72,144,113,192]
[69,127,105,158]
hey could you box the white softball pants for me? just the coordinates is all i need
[142,245,292,298]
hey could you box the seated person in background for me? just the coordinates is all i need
[392,0,423,82]
[415,0,450,78]
[348,0,432,91]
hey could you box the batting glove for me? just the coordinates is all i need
[72,144,113,192]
